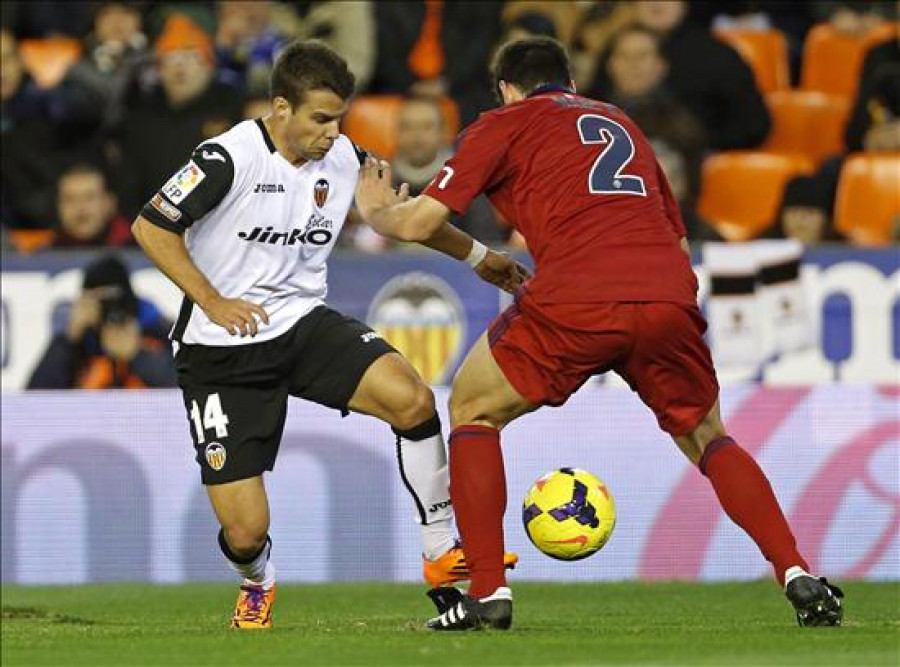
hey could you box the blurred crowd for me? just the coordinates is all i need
[1,0,898,254]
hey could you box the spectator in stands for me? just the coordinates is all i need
[0,1,96,39]
[294,1,375,92]
[0,28,47,228]
[653,139,721,241]
[344,96,506,252]
[691,2,816,79]
[597,0,770,151]
[498,8,560,45]
[771,175,843,245]
[53,163,134,248]
[368,1,503,126]
[215,0,292,94]
[813,1,893,37]
[27,254,176,389]
[603,25,707,218]
[778,29,900,244]
[1,29,105,229]
[500,1,578,46]
[391,97,451,194]
[571,1,636,91]
[64,1,153,131]
[392,97,505,242]
[115,14,243,217]
[350,95,454,252]
[846,35,900,151]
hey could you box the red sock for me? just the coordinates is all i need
[448,425,507,598]
[700,436,809,586]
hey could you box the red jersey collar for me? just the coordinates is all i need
[526,84,574,98]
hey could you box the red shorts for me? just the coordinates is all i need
[488,294,719,436]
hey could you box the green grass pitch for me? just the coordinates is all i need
[2,581,898,666]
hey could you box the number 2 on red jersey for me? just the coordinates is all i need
[577,114,647,197]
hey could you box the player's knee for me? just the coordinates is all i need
[222,524,268,558]
[390,379,436,431]
[677,404,728,465]
[694,406,727,451]
[448,387,484,428]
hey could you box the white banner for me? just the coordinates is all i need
[3,253,899,391]
[1,385,897,584]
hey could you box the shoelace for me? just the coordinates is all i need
[238,585,267,621]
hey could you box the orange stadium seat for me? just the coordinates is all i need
[19,37,82,88]
[763,90,851,164]
[697,152,816,241]
[834,153,900,245]
[801,22,900,100]
[342,95,460,159]
[715,29,790,94]
[8,229,55,254]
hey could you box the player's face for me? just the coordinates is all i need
[284,89,347,162]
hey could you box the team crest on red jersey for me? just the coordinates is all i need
[314,179,329,207]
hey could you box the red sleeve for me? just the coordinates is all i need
[655,159,687,238]
[423,114,508,214]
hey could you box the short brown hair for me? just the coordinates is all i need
[492,36,571,99]
[270,40,355,108]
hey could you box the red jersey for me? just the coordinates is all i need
[423,90,698,306]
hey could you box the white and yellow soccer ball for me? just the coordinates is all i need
[522,468,616,561]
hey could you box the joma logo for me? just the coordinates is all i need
[254,183,285,193]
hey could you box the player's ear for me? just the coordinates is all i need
[569,79,577,94]
[272,96,292,120]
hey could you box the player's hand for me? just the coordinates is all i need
[201,294,269,337]
[474,249,532,294]
[355,157,410,220]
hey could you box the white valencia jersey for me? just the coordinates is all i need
[141,119,364,346]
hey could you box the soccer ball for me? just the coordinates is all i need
[522,468,616,561]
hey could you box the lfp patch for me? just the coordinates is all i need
[162,160,206,204]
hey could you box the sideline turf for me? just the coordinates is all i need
[2,582,897,666]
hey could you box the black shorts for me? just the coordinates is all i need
[175,305,395,485]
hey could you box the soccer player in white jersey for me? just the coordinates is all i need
[132,41,524,628]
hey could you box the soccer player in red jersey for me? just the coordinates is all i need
[354,37,843,630]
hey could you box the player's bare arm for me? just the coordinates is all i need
[132,216,269,337]
[355,157,529,294]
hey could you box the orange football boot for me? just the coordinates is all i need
[423,541,519,588]
[230,583,276,629]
